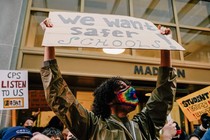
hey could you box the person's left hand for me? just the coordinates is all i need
[158,25,172,38]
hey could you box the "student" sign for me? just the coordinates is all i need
[176,86,210,122]
[42,12,184,50]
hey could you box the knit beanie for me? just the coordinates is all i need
[2,126,32,140]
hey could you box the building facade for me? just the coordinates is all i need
[0,0,210,133]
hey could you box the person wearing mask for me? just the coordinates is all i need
[40,18,177,140]
[189,113,210,140]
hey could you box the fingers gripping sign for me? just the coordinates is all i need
[40,18,53,30]
[158,25,172,39]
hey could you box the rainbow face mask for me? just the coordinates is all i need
[116,86,139,107]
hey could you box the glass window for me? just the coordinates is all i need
[32,0,80,11]
[175,0,210,27]
[135,27,180,60]
[181,29,210,63]
[133,0,175,23]
[84,0,129,15]
[26,12,48,47]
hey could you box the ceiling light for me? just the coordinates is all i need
[102,48,125,54]
[145,93,151,96]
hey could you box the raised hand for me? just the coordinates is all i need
[40,18,53,30]
[158,25,172,38]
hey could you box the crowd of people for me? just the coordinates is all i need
[0,112,209,140]
[0,114,77,140]
[0,18,209,140]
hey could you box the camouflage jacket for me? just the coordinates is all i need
[40,59,177,140]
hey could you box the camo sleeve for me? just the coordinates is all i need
[40,59,91,139]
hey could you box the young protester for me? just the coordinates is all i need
[40,18,177,140]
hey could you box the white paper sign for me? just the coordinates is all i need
[0,70,28,110]
[42,12,185,51]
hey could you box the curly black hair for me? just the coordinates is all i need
[42,127,64,140]
[92,77,130,119]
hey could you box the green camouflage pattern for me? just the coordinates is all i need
[40,59,177,140]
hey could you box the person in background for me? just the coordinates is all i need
[160,120,177,140]
[44,116,64,132]
[0,110,40,139]
[21,116,36,128]
[62,128,77,140]
[2,126,33,140]
[189,113,210,140]
[62,128,69,140]
[201,129,210,140]
[42,127,64,140]
[31,133,51,140]
[40,18,177,140]
[20,108,40,130]
[31,115,64,133]
[0,127,8,140]
[172,121,188,140]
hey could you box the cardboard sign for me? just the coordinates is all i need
[176,86,210,122]
[42,12,185,50]
[0,70,28,110]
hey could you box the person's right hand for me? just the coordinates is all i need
[40,18,55,60]
[40,18,53,31]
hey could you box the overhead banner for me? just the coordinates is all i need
[176,86,210,122]
[42,12,185,50]
[0,70,28,110]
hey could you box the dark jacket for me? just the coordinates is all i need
[40,59,177,140]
